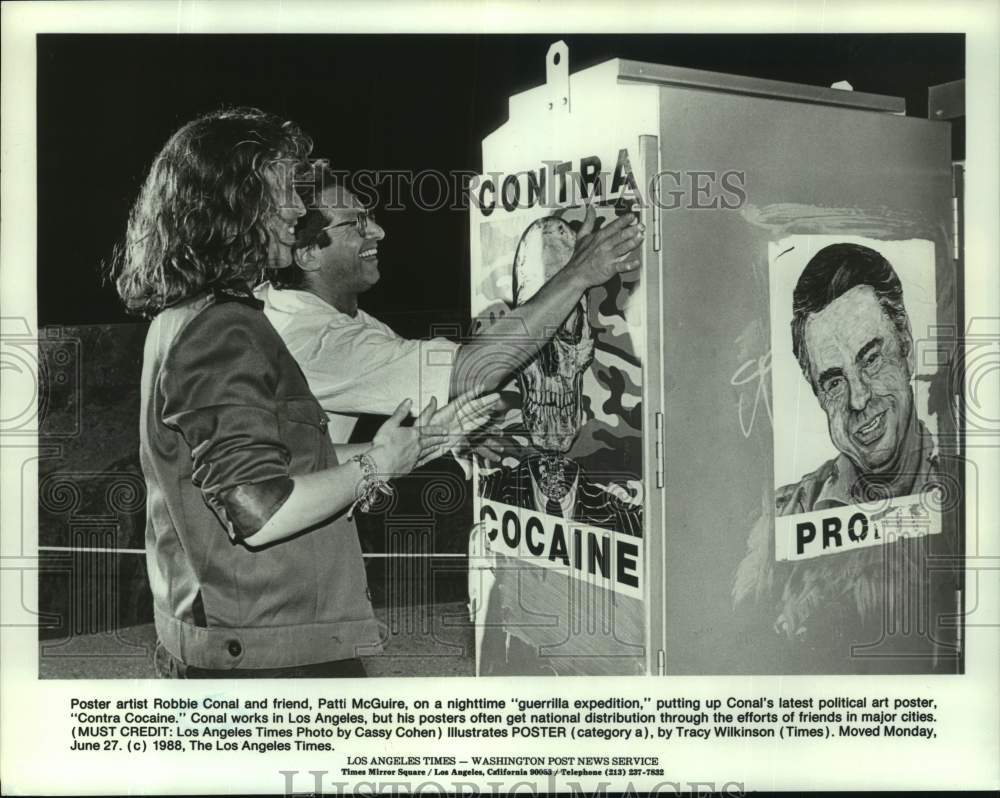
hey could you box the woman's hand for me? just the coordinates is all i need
[369,398,448,476]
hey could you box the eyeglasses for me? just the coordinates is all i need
[321,209,376,238]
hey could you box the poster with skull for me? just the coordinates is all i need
[470,201,646,676]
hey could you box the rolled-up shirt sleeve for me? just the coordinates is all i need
[161,304,293,541]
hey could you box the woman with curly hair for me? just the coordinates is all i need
[115,107,448,677]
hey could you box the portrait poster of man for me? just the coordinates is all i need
[470,202,646,676]
[732,234,960,672]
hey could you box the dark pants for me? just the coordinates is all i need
[154,641,366,678]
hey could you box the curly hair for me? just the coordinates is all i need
[112,107,313,316]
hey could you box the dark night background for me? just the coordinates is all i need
[35,34,965,673]
[37,33,964,332]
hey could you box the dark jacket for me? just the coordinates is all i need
[139,291,381,669]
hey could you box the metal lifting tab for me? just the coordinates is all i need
[546,41,571,114]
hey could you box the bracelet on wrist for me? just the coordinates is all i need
[347,452,394,521]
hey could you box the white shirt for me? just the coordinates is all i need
[256,283,458,443]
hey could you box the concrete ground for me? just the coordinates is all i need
[39,601,475,678]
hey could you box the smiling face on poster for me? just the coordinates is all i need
[768,236,943,563]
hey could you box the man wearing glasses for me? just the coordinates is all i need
[255,165,644,456]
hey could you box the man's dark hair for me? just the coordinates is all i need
[267,163,344,290]
[791,243,911,389]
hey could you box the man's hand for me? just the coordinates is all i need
[448,207,644,400]
[466,435,506,465]
[565,206,644,289]
[460,431,527,466]
[415,392,501,467]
